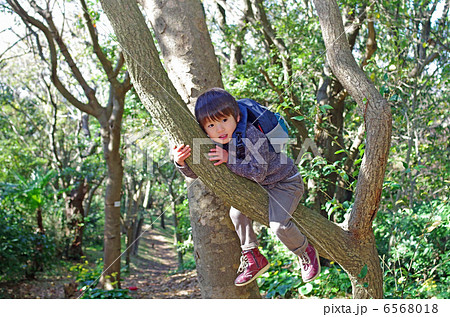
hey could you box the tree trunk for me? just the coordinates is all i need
[140,0,260,298]
[102,0,391,299]
[160,210,166,229]
[123,175,143,267]
[66,179,89,259]
[132,216,144,255]
[187,180,261,298]
[99,94,125,290]
[171,200,184,270]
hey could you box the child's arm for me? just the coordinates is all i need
[208,144,268,182]
[173,144,198,179]
[208,146,228,166]
[173,144,191,166]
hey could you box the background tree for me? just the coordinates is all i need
[6,0,132,288]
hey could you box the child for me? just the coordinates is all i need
[173,87,320,286]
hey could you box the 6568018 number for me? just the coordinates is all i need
[383,303,438,314]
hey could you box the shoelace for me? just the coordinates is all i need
[298,252,311,269]
[237,254,249,273]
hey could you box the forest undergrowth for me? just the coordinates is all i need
[0,224,201,299]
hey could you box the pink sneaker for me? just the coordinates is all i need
[234,248,270,286]
[299,243,321,282]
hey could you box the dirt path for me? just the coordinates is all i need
[122,224,201,299]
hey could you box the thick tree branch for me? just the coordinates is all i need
[311,2,390,298]
[312,0,392,238]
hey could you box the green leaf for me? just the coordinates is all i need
[319,104,333,114]
[292,278,303,288]
[358,264,368,279]
[276,284,290,296]
[389,94,399,102]
[291,115,305,121]
[299,283,313,295]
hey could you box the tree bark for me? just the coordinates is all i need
[139,0,260,298]
[99,93,125,289]
[102,0,391,298]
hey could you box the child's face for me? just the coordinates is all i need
[202,114,240,145]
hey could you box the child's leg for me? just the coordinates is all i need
[269,221,308,255]
[229,206,269,286]
[229,207,258,250]
[266,173,321,282]
[266,173,308,256]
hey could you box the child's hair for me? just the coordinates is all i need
[195,88,241,131]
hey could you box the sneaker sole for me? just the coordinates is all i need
[302,246,321,283]
[235,263,270,287]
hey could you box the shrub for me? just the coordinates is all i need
[69,257,131,299]
[0,207,55,281]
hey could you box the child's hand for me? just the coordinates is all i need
[173,144,191,166]
[208,146,228,166]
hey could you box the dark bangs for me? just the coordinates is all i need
[195,88,240,129]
